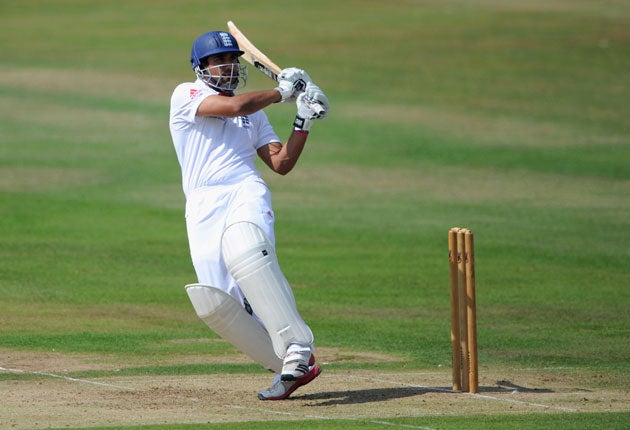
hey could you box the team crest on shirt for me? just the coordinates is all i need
[237,115,251,129]
[189,89,201,99]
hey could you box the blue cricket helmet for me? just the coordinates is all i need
[190,31,244,69]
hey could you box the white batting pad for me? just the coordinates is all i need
[185,283,282,373]
[221,222,314,358]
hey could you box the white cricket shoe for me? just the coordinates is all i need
[258,364,321,401]
[281,349,312,381]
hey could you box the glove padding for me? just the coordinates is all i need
[293,82,330,132]
[275,67,312,102]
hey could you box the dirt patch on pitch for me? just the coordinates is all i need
[1,350,628,429]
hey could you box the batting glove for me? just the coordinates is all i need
[276,67,312,102]
[293,82,330,132]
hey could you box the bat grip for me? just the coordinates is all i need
[306,101,325,116]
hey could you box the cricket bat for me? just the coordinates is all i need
[227,20,282,82]
[227,20,325,116]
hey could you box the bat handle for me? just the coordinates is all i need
[306,101,326,117]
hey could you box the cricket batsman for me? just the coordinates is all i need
[168,30,329,400]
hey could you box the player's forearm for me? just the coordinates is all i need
[232,90,282,115]
[268,131,308,175]
[197,90,281,117]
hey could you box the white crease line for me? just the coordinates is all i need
[467,391,577,412]
[227,404,330,420]
[348,375,578,413]
[368,421,436,430]
[226,405,436,430]
[0,366,136,391]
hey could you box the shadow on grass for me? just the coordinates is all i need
[295,386,434,405]
[295,380,560,405]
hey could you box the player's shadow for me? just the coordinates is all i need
[294,386,441,406]
[294,380,561,405]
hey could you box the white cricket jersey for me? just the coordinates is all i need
[169,79,280,198]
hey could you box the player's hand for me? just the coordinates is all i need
[276,67,312,102]
[293,83,330,131]
[304,82,329,119]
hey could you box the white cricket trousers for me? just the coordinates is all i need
[184,177,275,307]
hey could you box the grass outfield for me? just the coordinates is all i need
[1,0,629,429]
